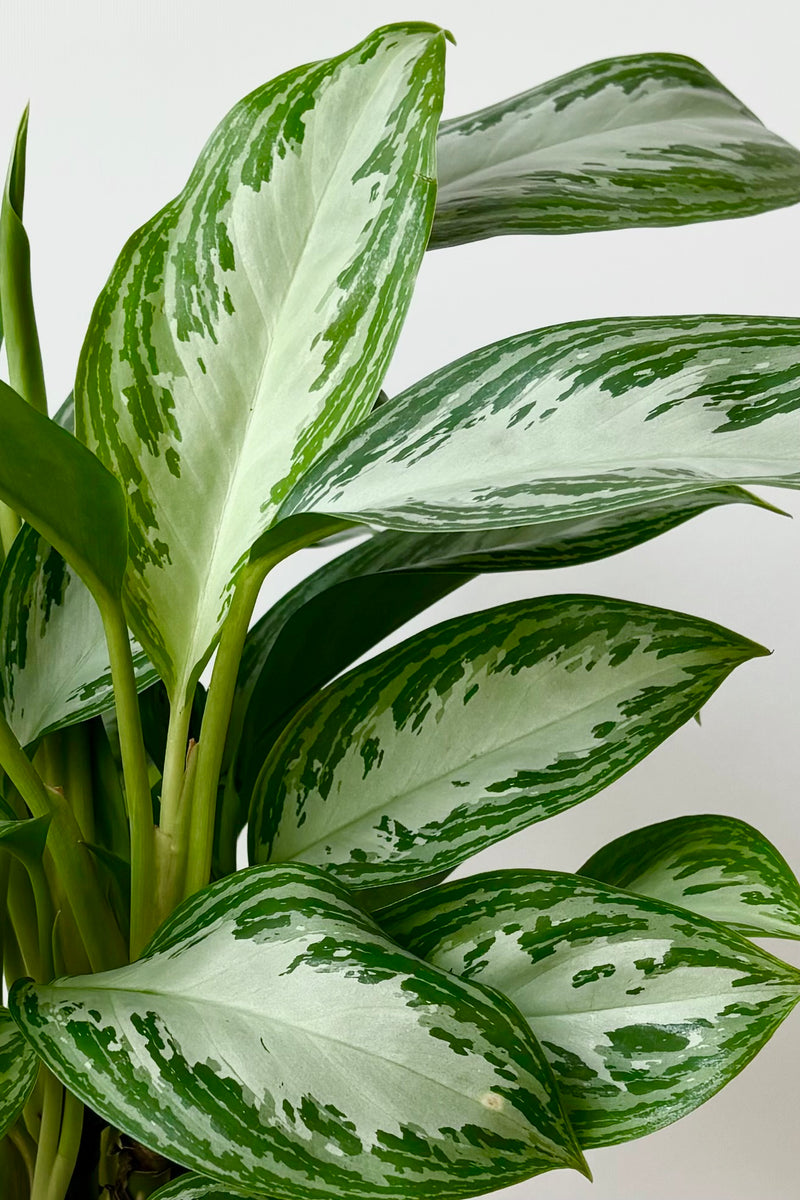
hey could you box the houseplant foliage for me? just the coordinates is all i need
[0,19,799,1200]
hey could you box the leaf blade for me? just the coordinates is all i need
[281,316,800,534]
[431,53,800,247]
[249,595,765,888]
[10,863,586,1198]
[380,870,800,1147]
[223,486,769,869]
[76,24,447,696]
[0,525,157,746]
[0,1007,38,1142]
[0,380,127,604]
[579,814,800,940]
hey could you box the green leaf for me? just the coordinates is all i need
[579,814,800,940]
[75,24,447,699]
[0,524,157,746]
[380,870,800,1147]
[220,486,769,875]
[0,1007,38,1142]
[0,105,46,413]
[235,485,771,789]
[0,814,50,863]
[430,53,800,248]
[53,391,74,433]
[249,595,765,888]
[236,487,767,777]
[280,316,800,534]
[0,379,127,605]
[10,863,587,1197]
[149,1178,252,1200]
[82,843,131,939]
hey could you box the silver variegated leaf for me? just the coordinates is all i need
[239,484,768,756]
[229,485,767,846]
[280,316,800,534]
[579,814,800,940]
[0,524,157,746]
[380,870,800,1147]
[0,1007,38,1141]
[430,53,800,247]
[76,23,446,698]
[10,864,587,1197]
[249,595,765,888]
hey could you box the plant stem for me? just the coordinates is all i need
[0,849,9,984]
[30,1070,62,1200]
[100,601,154,960]
[6,859,40,978]
[179,519,351,901]
[0,710,126,970]
[65,725,95,844]
[182,564,266,900]
[29,856,55,982]
[3,915,26,992]
[45,1088,83,1200]
[7,1121,37,1186]
[151,695,194,938]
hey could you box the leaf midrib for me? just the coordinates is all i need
[438,106,759,191]
[175,45,410,690]
[43,975,544,1141]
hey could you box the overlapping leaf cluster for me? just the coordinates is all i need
[0,21,799,1200]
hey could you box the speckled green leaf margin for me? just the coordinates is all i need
[76,23,447,700]
[0,525,157,746]
[380,870,800,1147]
[10,863,588,1198]
[579,814,800,940]
[281,316,800,535]
[0,1007,38,1142]
[249,595,766,888]
[430,53,800,247]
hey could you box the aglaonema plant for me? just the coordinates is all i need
[0,21,799,1200]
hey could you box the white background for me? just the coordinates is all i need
[1,2,799,1197]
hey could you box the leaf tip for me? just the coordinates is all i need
[573,1146,593,1182]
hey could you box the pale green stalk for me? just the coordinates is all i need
[182,565,266,899]
[7,1121,36,1185]
[182,521,349,901]
[151,695,195,943]
[100,601,154,959]
[6,859,40,978]
[30,1070,62,1200]
[0,708,126,970]
[44,1089,83,1200]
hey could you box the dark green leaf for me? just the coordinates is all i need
[0,380,127,605]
